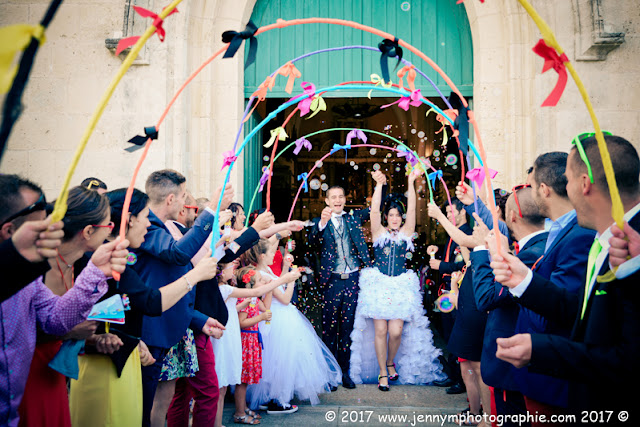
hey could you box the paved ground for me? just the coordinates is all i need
[221,384,469,426]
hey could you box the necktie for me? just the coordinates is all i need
[581,238,603,320]
[334,214,343,232]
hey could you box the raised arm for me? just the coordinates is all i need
[401,171,418,236]
[427,203,475,248]
[370,171,387,238]
[230,270,301,299]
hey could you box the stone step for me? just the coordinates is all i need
[222,384,469,426]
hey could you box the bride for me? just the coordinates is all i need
[349,169,444,390]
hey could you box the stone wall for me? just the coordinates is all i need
[1,0,638,199]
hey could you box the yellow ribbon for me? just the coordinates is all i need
[264,127,287,148]
[50,0,183,222]
[517,0,623,228]
[278,61,301,94]
[308,95,326,119]
[367,73,392,99]
[0,24,46,94]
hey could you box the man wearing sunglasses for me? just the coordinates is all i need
[490,134,640,417]
[0,174,65,302]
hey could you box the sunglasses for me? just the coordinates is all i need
[571,131,612,184]
[184,205,199,215]
[0,193,47,227]
[511,184,531,218]
[92,221,115,231]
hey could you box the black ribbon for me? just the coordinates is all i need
[126,126,158,152]
[448,92,469,156]
[378,37,403,84]
[0,0,64,164]
[221,20,258,69]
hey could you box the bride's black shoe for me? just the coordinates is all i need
[378,375,390,391]
[387,363,399,381]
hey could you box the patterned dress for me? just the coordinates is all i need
[239,298,262,384]
[159,329,199,381]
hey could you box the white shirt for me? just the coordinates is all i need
[510,202,640,299]
[317,211,347,231]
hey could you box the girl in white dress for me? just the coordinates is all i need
[350,170,444,390]
[212,260,300,426]
[244,239,342,414]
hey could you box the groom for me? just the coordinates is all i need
[308,179,385,389]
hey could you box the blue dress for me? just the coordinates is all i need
[349,231,445,384]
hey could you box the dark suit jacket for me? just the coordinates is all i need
[195,227,260,325]
[514,216,595,406]
[307,208,372,286]
[439,223,473,276]
[519,212,640,413]
[471,231,548,391]
[133,210,214,349]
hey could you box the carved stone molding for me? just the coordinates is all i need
[573,0,625,61]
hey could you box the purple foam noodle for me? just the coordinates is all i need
[232,45,455,151]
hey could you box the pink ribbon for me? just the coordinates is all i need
[466,167,498,188]
[296,82,316,116]
[346,129,367,146]
[221,150,237,170]
[293,137,312,155]
[381,89,422,111]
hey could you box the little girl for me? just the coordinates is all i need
[212,262,300,426]
[245,239,342,414]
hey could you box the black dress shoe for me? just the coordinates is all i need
[342,375,356,389]
[446,382,466,394]
[433,378,454,387]
[329,385,338,392]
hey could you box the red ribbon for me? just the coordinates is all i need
[532,39,569,107]
[116,6,179,55]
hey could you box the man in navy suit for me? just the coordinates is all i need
[471,186,548,423]
[308,178,385,388]
[133,170,235,426]
[491,135,640,418]
[510,152,595,415]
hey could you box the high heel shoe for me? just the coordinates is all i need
[387,363,399,381]
[377,375,390,391]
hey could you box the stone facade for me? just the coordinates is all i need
[1,0,638,199]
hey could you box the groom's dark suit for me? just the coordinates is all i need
[308,208,372,375]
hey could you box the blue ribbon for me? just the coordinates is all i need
[221,20,258,69]
[428,170,443,188]
[378,37,403,84]
[297,172,309,192]
[330,143,351,162]
[396,145,418,166]
[241,329,263,349]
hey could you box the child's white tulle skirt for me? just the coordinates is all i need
[247,301,341,408]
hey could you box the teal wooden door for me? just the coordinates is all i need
[243,110,264,210]
[245,0,473,98]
